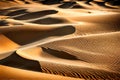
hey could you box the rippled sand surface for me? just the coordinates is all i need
[0,0,120,80]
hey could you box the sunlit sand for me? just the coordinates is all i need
[0,0,120,80]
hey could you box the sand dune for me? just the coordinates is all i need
[0,34,19,53]
[0,65,81,80]
[0,0,120,80]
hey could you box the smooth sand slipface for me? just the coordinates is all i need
[0,0,120,80]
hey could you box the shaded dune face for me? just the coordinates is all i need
[0,20,8,26]
[12,10,58,20]
[58,2,77,8]
[30,17,67,24]
[41,47,80,60]
[0,0,120,80]
[3,25,75,45]
[6,9,29,16]
[0,52,42,72]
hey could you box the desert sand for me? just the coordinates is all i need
[0,0,120,80]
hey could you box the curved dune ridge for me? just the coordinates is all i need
[0,0,120,80]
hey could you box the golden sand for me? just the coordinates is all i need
[0,0,120,79]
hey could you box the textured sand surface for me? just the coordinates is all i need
[0,0,120,80]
